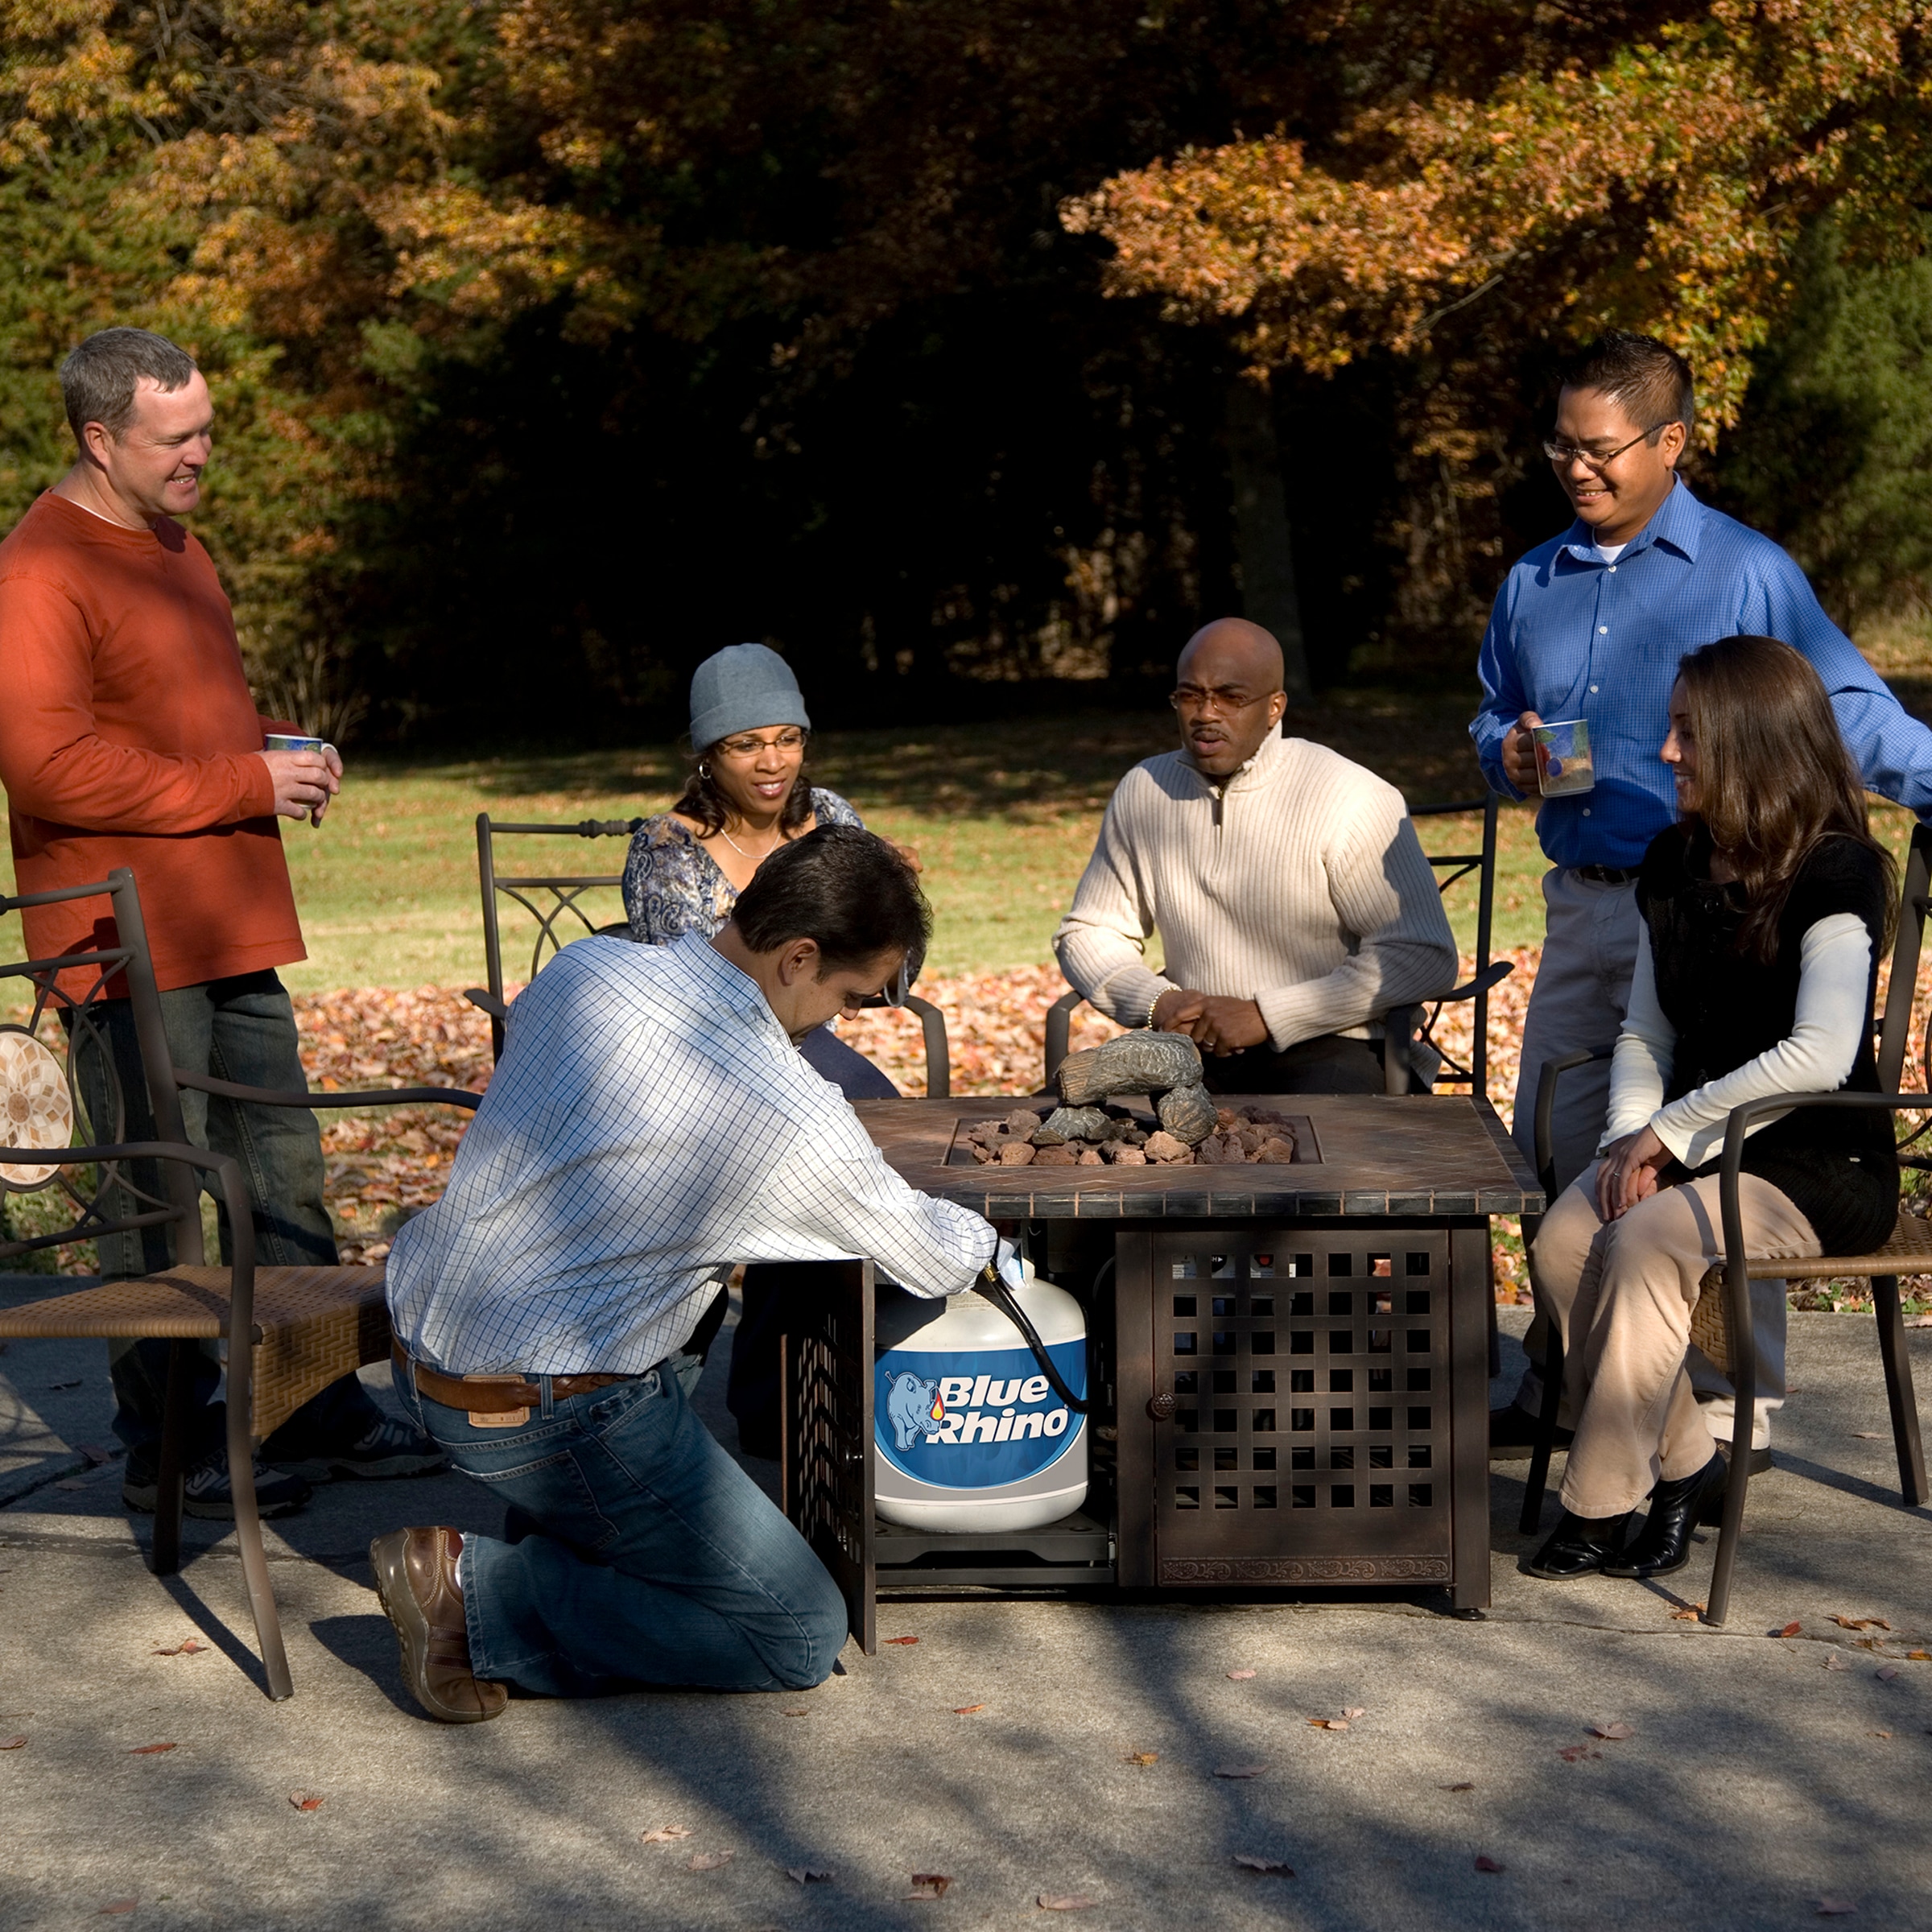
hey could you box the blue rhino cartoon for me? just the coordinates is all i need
[885,1372,945,1451]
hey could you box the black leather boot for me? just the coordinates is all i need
[1603,1452,1728,1578]
[1525,1510,1630,1580]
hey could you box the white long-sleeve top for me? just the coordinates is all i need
[387,933,994,1376]
[1604,912,1873,1170]
[1052,729,1458,1051]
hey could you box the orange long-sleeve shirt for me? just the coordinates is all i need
[0,490,306,990]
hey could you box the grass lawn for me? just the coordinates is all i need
[5,619,1930,991]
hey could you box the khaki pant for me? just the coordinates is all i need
[1509,867,1785,1444]
[1531,1164,1819,1517]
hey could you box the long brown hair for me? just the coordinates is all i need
[1675,634,1893,961]
[671,732,816,837]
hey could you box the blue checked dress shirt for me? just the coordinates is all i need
[387,932,994,1376]
[1472,481,1932,868]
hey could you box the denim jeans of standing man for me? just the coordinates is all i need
[394,1353,849,1694]
[76,970,390,1482]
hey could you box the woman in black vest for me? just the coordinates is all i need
[1526,635,1897,1583]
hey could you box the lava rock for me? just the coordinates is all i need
[1156,1083,1216,1146]
[1030,1144,1080,1166]
[1108,1145,1149,1166]
[1075,1146,1105,1166]
[970,1142,996,1164]
[1057,1031,1204,1105]
[997,1141,1037,1166]
[1197,1133,1247,1166]
[1144,1129,1193,1164]
[1255,1137,1297,1164]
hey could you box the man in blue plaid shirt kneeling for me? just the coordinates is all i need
[373,826,997,1723]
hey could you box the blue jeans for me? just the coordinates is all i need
[75,972,383,1476]
[394,1356,848,1695]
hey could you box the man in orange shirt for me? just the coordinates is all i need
[0,327,442,1518]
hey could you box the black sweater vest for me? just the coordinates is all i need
[1637,826,1897,1257]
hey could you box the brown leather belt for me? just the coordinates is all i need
[392,1341,635,1415]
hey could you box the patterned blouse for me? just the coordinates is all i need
[622,786,864,943]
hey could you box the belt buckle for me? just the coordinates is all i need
[461,1373,531,1428]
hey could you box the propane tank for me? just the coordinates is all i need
[873,1257,1088,1533]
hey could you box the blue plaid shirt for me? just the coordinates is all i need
[1472,481,1932,868]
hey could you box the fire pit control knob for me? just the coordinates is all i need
[1146,1392,1175,1421]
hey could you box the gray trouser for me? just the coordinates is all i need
[1509,867,1784,1443]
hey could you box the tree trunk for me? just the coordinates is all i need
[1225,376,1312,701]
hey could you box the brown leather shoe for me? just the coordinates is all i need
[369,1527,508,1724]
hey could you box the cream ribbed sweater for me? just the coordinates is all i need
[1053,729,1457,1051]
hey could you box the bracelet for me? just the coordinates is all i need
[1146,992,1163,1030]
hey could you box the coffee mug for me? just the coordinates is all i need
[263,733,336,825]
[1532,718,1595,797]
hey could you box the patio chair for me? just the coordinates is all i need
[1042,790,1514,1097]
[1518,821,1932,1625]
[465,811,952,1093]
[0,869,480,1700]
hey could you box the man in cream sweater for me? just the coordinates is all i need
[1055,619,1457,1092]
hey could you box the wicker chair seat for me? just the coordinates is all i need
[0,1266,389,1440]
[1690,1212,1932,1374]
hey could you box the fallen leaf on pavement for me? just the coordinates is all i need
[1558,1744,1602,1763]
[882,1636,920,1646]
[1441,1781,1475,1791]
[1868,1731,1893,1740]
[952,1704,986,1715]
[1852,1432,1885,1440]
[1307,1718,1349,1731]
[687,1852,733,1872]
[289,1793,324,1812]
[54,1479,89,1491]
[1830,1616,1892,1631]
[1588,1722,1635,1740]
[1227,1670,1256,1681]
[127,1743,175,1755]
[1671,1603,1707,1620]
[1121,1752,1158,1768]
[785,1867,834,1883]
[1215,1765,1269,1778]
[782,1708,810,1716]
[1817,1901,1856,1916]
[97,1903,137,1917]
[639,1826,692,1843]
[1776,1621,1804,1637]
[1905,1314,1932,1327]
[0,1737,24,1750]
[1475,1855,1505,1873]
[1909,1651,1930,1662]
[908,1873,952,1900]
[1877,1666,1901,1682]
[1038,1895,1097,1912]
[47,1379,80,1391]
[1342,1706,1365,1719]
[1825,1653,1852,1671]
[1233,1856,1294,1875]
[151,1640,204,1657]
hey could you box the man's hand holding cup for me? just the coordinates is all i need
[1501,710,1543,794]
[261,733,342,827]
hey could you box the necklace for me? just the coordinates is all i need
[719,823,784,862]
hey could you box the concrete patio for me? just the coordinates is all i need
[2,1288,1927,1931]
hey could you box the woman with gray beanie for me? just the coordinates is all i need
[622,642,898,1102]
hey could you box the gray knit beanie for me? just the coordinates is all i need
[688,643,811,749]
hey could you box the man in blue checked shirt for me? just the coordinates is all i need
[1472,330,1932,1455]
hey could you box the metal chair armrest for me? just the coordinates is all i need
[1532,1046,1616,1203]
[172,1071,483,1112]
[463,987,510,1022]
[902,993,952,1100]
[1044,985,1084,1085]
[1439,960,1515,1004]
[1381,1005,1418,1096]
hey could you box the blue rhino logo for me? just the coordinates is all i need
[885,1372,945,1451]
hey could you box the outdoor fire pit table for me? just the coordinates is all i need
[774,1091,1543,1650]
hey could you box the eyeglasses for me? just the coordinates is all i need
[1169,684,1269,716]
[714,728,807,759]
[1542,421,1675,473]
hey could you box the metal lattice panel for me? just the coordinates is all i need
[1148,1232,1453,1575]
